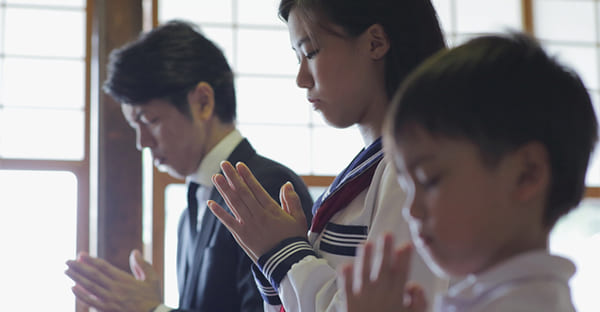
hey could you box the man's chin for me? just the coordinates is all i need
[157,164,185,179]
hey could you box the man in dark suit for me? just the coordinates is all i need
[65,20,313,312]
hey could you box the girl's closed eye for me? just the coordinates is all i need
[305,49,320,59]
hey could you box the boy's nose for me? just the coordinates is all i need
[136,127,155,151]
[406,189,426,221]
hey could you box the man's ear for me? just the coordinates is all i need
[188,81,215,122]
[366,24,390,60]
[513,142,551,203]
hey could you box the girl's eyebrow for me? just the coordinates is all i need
[293,36,310,51]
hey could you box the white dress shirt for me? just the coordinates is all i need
[186,129,243,232]
[154,129,244,312]
[435,249,576,312]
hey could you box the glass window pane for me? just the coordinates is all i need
[311,126,364,176]
[236,76,309,125]
[310,109,330,127]
[4,7,85,58]
[0,60,4,105]
[588,147,600,187]
[431,0,454,34]
[6,0,84,7]
[237,28,297,75]
[163,183,186,308]
[158,0,233,24]
[238,0,284,27]
[550,198,600,312]
[455,0,522,34]
[0,108,84,160]
[239,124,311,174]
[534,0,596,43]
[200,26,235,71]
[543,43,598,90]
[0,6,4,53]
[0,170,77,311]
[587,92,600,186]
[3,57,85,109]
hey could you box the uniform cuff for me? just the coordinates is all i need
[256,237,317,290]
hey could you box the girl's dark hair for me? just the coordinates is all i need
[279,0,446,99]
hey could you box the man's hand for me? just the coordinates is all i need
[65,249,162,312]
[339,234,426,312]
[207,161,308,262]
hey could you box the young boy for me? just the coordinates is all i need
[340,32,598,311]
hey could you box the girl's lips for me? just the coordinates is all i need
[308,98,321,110]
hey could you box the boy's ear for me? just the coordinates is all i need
[366,24,390,60]
[513,142,551,202]
[188,81,215,122]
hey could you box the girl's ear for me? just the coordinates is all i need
[366,24,390,60]
[188,81,215,122]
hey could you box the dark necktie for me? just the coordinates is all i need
[187,182,200,234]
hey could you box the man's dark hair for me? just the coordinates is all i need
[387,32,598,227]
[103,20,236,123]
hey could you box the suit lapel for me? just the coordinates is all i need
[179,139,256,307]
[181,200,219,307]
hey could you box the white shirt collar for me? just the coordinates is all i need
[443,249,575,301]
[187,129,244,188]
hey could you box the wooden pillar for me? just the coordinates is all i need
[90,0,144,272]
[522,0,534,35]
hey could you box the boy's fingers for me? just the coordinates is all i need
[405,282,427,312]
[356,242,373,292]
[374,234,394,282]
[391,243,413,289]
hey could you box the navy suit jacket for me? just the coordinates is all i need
[173,139,313,312]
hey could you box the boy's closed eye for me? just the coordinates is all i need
[414,167,442,191]
[140,114,159,125]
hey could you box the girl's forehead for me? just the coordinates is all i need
[288,9,321,47]
[288,6,345,41]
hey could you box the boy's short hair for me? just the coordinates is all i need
[103,20,236,123]
[386,32,598,227]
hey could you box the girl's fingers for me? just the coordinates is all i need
[212,173,245,221]
[219,161,258,218]
[207,200,242,234]
[281,182,307,224]
[236,162,280,209]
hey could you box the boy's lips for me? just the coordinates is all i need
[153,156,166,167]
[417,231,433,247]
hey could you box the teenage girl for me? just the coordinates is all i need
[208,1,447,311]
